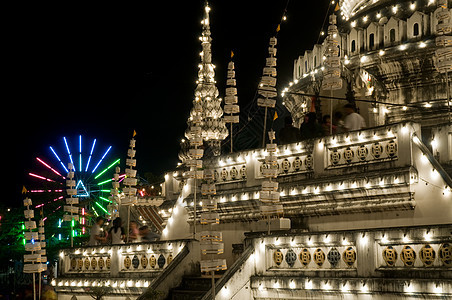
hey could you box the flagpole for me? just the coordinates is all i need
[262,107,268,148]
[230,123,233,153]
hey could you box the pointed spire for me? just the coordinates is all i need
[184,2,228,157]
[321,14,342,91]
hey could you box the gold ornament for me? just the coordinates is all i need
[299,248,311,267]
[106,257,111,269]
[313,248,325,267]
[124,256,132,269]
[141,255,148,268]
[342,246,356,267]
[400,245,417,267]
[150,255,156,268]
[70,258,77,270]
[273,249,284,266]
[84,258,90,270]
[91,257,98,269]
[382,246,398,267]
[439,243,452,267]
[77,258,83,270]
[98,257,105,269]
[419,244,436,267]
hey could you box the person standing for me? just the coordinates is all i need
[300,112,323,139]
[128,221,141,243]
[279,116,301,144]
[139,226,160,242]
[321,115,337,135]
[343,103,366,131]
[108,217,125,244]
[88,216,106,246]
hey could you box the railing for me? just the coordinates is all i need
[53,239,190,290]
[210,225,452,299]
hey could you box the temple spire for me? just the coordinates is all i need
[184,2,228,157]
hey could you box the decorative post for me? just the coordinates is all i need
[194,5,227,297]
[108,166,121,219]
[23,197,47,300]
[258,36,278,147]
[200,166,226,299]
[259,130,283,234]
[186,117,204,237]
[224,53,240,153]
[122,134,138,242]
[64,163,78,247]
[433,0,452,123]
[322,14,342,134]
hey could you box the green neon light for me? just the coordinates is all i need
[94,158,120,180]
[92,206,100,217]
[94,201,110,215]
[97,178,113,186]
[100,190,110,193]
[99,196,112,203]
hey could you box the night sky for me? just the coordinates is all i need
[6,1,330,206]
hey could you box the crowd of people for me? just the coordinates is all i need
[88,216,160,246]
[279,103,366,144]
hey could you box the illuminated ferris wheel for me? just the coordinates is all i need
[28,135,121,232]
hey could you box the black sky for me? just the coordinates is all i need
[6,1,330,206]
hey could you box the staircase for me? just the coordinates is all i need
[167,276,217,300]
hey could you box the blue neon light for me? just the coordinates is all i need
[50,146,69,173]
[91,146,112,173]
[63,137,75,172]
[79,135,82,171]
[85,139,96,172]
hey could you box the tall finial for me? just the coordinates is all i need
[183,2,228,158]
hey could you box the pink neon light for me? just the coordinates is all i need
[30,189,63,193]
[34,196,64,209]
[36,157,65,179]
[29,173,55,182]
[118,174,126,183]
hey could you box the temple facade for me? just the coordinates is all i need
[54,0,451,299]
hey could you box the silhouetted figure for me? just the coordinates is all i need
[343,103,365,131]
[279,116,301,144]
[322,115,337,135]
[300,112,323,139]
[333,111,345,133]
